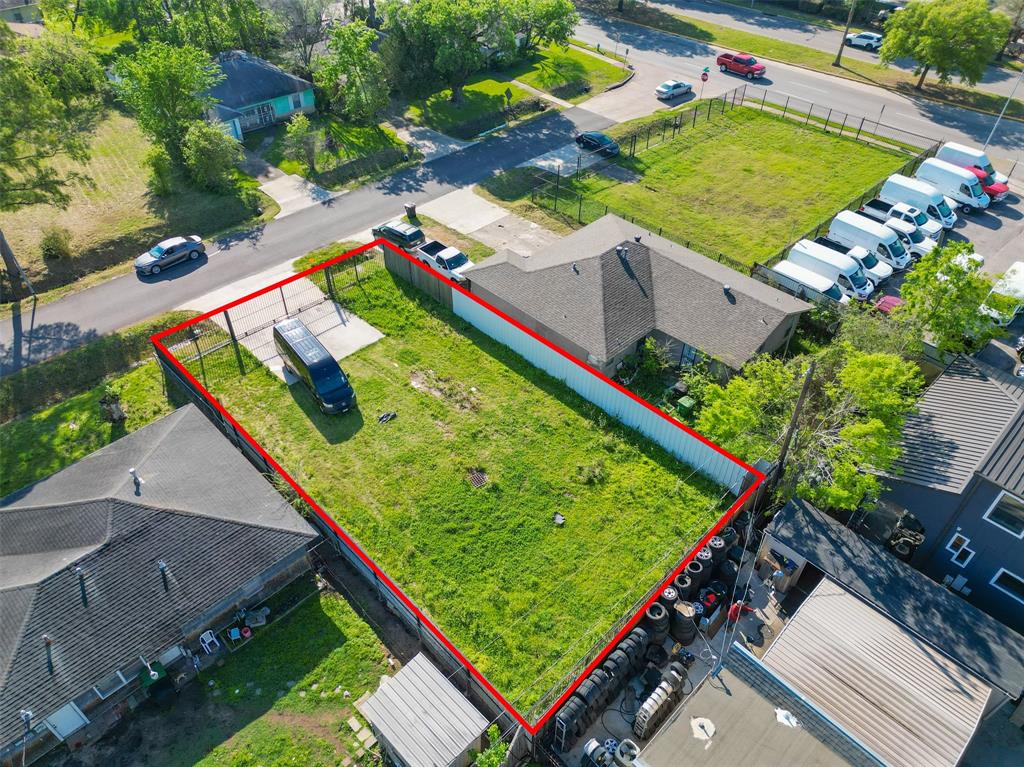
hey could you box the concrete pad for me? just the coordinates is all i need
[391,123,474,162]
[417,186,508,235]
[518,142,607,175]
[179,260,298,314]
[259,174,343,219]
[470,214,562,256]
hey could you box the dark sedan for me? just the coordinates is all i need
[575,131,620,157]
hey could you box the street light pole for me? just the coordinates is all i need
[834,0,859,68]
[984,67,1024,150]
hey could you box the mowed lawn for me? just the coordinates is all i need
[505,43,626,102]
[569,108,906,264]
[404,76,533,138]
[0,111,274,293]
[188,267,725,714]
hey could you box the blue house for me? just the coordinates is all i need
[207,51,315,140]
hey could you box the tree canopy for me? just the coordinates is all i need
[880,0,1012,87]
[316,20,389,122]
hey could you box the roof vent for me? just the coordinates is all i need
[723,284,731,293]
[616,245,629,260]
[128,467,145,492]
[158,560,169,592]
[572,261,579,274]
[76,566,87,608]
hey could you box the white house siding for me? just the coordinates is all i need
[453,290,750,493]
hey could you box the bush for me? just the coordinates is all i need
[181,122,243,192]
[550,80,592,100]
[145,146,174,196]
[39,226,73,260]
[798,0,824,13]
[0,311,198,423]
[238,186,265,215]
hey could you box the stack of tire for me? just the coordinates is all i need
[707,535,727,566]
[632,662,686,738]
[642,602,670,646]
[695,546,714,581]
[669,600,699,645]
[673,573,693,601]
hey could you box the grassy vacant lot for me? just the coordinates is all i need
[483,107,906,265]
[244,115,411,190]
[581,0,1024,120]
[404,75,534,137]
[0,112,276,296]
[185,266,725,714]
[505,43,627,102]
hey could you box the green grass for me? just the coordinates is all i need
[42,12,134,54]
[245,115,411,190]
[582,0,1024,120]
[486,107,906,267]
[504,43,627,102]
[570,38,629,64]
[405,75,533,137]
[184,266,725,715]
[0,112,277,295]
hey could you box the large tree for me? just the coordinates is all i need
[275,0,332,73]
[0,25,104,211]
[512,0,577,51]
[113,41,224,163]
[315,20,389,122]
[880,0,1011,88]
[895,240,999,354]
[181,121,242,191]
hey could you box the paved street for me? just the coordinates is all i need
[651,0,1024,98]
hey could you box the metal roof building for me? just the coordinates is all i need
[762,578,992,767]
[358,654,489,767]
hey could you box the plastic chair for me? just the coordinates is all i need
[228,627,242,642]
[199,630,220,655]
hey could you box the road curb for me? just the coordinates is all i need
[605,69,637,91]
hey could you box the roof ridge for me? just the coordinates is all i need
[104,497,314,538]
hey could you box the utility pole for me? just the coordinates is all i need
[984,67,1024,150]
[833,0,859,68]
[770,361,816,495]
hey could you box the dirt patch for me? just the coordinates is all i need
[409,369,479,412]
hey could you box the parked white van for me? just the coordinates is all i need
[787,239,873,300]
[882,218,936,259]
[980,261,1024,326]
[770,259,850,305]
[915,158,990,213]
[814,236,893,286]
[879,175,958,229]
[936,141,1009,186]
[827,210,912,270]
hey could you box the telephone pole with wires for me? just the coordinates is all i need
[768,361,815,499]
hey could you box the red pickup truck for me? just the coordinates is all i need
[716,52,766,79]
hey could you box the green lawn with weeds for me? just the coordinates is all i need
[404,76,534,138]
[482,107,906,266]
[0,112,277,296]
[505,43,627,102]
[184,266,725,715]
[245,116,411,190]
[580,0,1024,121]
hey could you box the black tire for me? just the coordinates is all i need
[719,64,727,73]
[962,204,975,214]
[151,265,161,275]
[746,71,754,80]
[189,249,200,260]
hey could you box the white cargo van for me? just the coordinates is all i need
[980,261,1024,327]
[879,175,957,229]
[936,142,1009,186]
[770,259,850,305]
[915,158,990,213]
[787,239,873,300]
[827,210,912,270]
[882,218,936,259]
[814,236,893,286]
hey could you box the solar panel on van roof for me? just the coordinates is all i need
[274,319,331,366]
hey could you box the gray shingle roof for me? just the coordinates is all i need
[207,50,311,119]
[466,215,809,370]
[890,355,1024,494]
[768,498,1024,699]
[0,406,314,745]
[358,654,488,767]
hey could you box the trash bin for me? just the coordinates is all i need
[404,202,417,221]
[675,396,696,418]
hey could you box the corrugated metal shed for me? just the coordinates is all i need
[359,654,488,767]
[890,355,1024,494]
[762,578,991,767]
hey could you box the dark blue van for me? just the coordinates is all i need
[272,318,356,414]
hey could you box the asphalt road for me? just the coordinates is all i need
[0,106,613,375]
[576,13,1024,163]
[651,0,1024,98]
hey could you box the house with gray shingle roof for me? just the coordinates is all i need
[465,215,810,376]
[0,406,315,765]
[882,354,1024,633]
[207,51,315,140]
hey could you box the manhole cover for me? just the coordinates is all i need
[467,468,489,488]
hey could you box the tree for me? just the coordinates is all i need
[113,41,224,163]
[20,31,107,119]
[0,24,99,211]
[473,726,509,767]
[276,0,332,73]
[995,0,1024,60]
[315,20,389,122]
[39,0,86,31]
[181,122,242,191]
[832,0,858,68]
[283,113,319,173]
[513,0,577,51]
[880,0,1011,88]
[895,240,999,354]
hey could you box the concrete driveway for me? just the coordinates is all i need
[518,142,612,174]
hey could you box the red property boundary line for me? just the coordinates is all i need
[152,239,765,735]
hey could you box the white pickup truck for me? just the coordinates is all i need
[858,198,943,240]
[416,240,474,283]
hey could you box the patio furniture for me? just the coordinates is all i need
[199,630,220,655]
[244,611,267,628]
[241,627,252,639]
[228,627,242,642]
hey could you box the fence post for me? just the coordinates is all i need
[720,95,726,114]
[279,286,289,316]
[804,104,813,126]
[325,263,336,300]
[692,106,698,128]
[578,194,583,222]
[646,124,652,149]
[855,116,865,141]
[782,96,790,118]
[761,90,767,111]
[662,119,667,143]
[223,308,245,375]
[823,108,832,131]
[576,154,581,179]
[707,99,713,120]
[839,113,848,136]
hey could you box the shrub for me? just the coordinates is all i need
[798,0,824,13]
[39,226,73,260]
[550,80,591,100]
[238,186,265,215]
[145,146,174,196]
[181,122,243,192]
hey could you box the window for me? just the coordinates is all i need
[946,533,974,567]
[982,492,1024,538]
[291,92,302,110]
[990,568,1024,605]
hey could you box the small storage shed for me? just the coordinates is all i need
[358,654,489,767]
